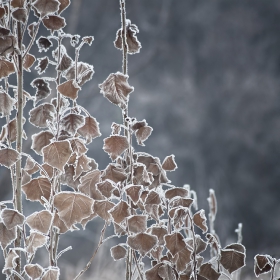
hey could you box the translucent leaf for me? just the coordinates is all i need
[1,209,24,230]
[26,231,48,255]
[145,190,161,205]
[99,72,134,109]
[78,170,103,199]
[199,263,220,280]
[94,200,114,221]
[0,59,15,80]
[23,53,36,71]
[193,210,208,233]
[110,245,127,261]
[12,8,27,23]
[35,56,49,74]
[176,247,193,272]
[127,215,147,233]
[165,187,189,200]
[57,79,80,100]
[37,36,53,52]
[165,232,186,256]
[3,249,18,274]
[78,116,101,144]
[33,0,59,18]
[103,135,129,161]
[162,155,177,171]
[102,163,127,183]
[0,148,20,168]
[0,91,15,116]
[60,113,84,135]
[41,267,60,280]
[24,264,43,280]
[220,248,246,274]
[32,131,54,155]
[145,263,163,280]
[53,212,68,234]
[29,103,55,128]
[97,180,116,198]
[65,62,94,86]
[26,210,52,234]
[0,222,16,249]
[158,263,176,280]
[125,185,142,203]
[42,15,66,32]
[224,243,245,254]
[57,0,70,14]
[109,201,130,224]
[54,192,94,228]
[43,140,72,172]
[22,177,51,204]
[127,232,157,256]
[254,254,272,277]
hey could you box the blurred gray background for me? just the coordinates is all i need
[1,0,280,279]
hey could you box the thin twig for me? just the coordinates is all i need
[132,250,144,280]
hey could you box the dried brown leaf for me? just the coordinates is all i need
[125,185,142,203]
[43,15,66,32]
[35,56,49,74]
[145,190,161,205]
[0,148,20,168]
[193,210,208,233]
[199,263,220,280]
[74,154,91,180]
[79,170,103,199]
[165,232,186,256]
[12,8,27,22]
[29,103,55,128]
[0,91,15,116]
[31,131,54,155]
[58,0,70,14]
[3,249,18,274]
[254,254,272,277]
[23,53,36,72]
[127,215,147,233]
[25,264,43,280]
[97,180,116,198]
[149,226,168,246]
[31,78,51,104]
[0,7,5,19]
[145,263,162,280]
[127,232,157,256]
[165,187,189,200]
[57,79,80,100]
[11,0,25,8]
[220,248,246,274]
[158,263,176,280]
[70,138,88,155]
[37,36,52,52]
[42,267,60,280]
[0,222,16,249]
[60,165,80,190]
[65,62,94,86]
[162,155,177,171]
[78,116,101,144]
[61,113,84,135]
[110,200,130,224]
[94,200,114,221]
[102,163,127,183]
[103,135,129,161]
[176,247,193,272]
[53,212,68,234]
[110,245,127,261]
[135,125,153,146]
[26,210,52,234]
[0,59,15,80]
[1,209,24,230]
[33,0,59,18]
[26,231,48,255]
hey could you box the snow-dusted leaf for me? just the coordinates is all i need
[125,185,142,203]
[135,125,153,146]
[110,245,127,261]
[0,91,15,116]
[43,15,66,32]
[0,34,16,57]
[56,53,72,72]
[41,267,60,280]
[193,210,208,233]
[195,235,208,254]
[128,215,147,233]
[35,56,49,74]
[31,131,54,155]
[74,154,91,180]
[94,200,114,221]
[37,36,52,52]
[158,263,176,280]
[78,116,101,144]
[109,201,130,224]
[145,190,161,205]
[199,263,220,280]
[23,53,36,72]
[43,140,72,172]
[1,209,24,230]
[33,0,59,18]
[220,248,246,274]
[24,264,43,280]
[57,0,70,14]
[165,187,189,200]
[97,180,116,198]
[60,165,80,190]
[165,232,186,256]
[127,232,157,256]
[103,135,129,161]
[3,249,18,274]
[22,177,51,204]
[102,163,127,183]
[176,247,193,272]
[254,254,272,277]
[65,62,94,86]
[1,117,27,143]
[26,231,48,255]
[70,138,88,155]
[54,192,94,228]
[26,210,52,234]
[29,103,55,128]
[31,78,51,104]
[57,79,80,100]
[145,263,163,280]
[53,212,68,234]
[170,197,193,209]
[145,204,160,221]
[99,72,134,108]
[0,148,20,168]
[0,222,16,249]
[149,226,168,246]
[162,155,177,171]
[60,113,84,135]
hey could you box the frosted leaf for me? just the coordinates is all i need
[29,103,55,128]
[125,185,142,203]
[207,189,217,221]
[24,157,39,174]
[22,169,31,184]
[31,131,54,155]
[81,208,97,229]
[0,35,16,57]
[33,0,59,18]
[43,15,66,32]
[1,117,27,143]
[158,263,176,280]
[12,8,27,23]
[3,249,18,274]
[23,53,36,71]
[65,62,94,86]
[113,223,126,236]
[145,263,163,280]
[0,8,5,19]
[176,247,193,272]
[78,116,101,144]
[53,212,68,234]
[127,232,157,256]
[70,35,80,47]
[28,22,37,38]
[0,222,16,249]
[60,113,84,135]
[26,210,52,234]
[193,210,208,233]
[0,59,15,80]
[220,248,245,274]
[150,246,164,261]
[97,180,116,198]
[60,165,80,190]
[165,232,186,256]
[41,267,60,280]
[145,190,161,205]
[78,170,103,199]
[37,36,52,52]
[40,163,54,178]
[145,204,159,221]
[0,91,15,116]
[110,245,127,261]
[99,72,134,109]
[0,148,20,168]
[133,163,152,187]
[35,56,49,74]
[1,209,24,230]
[109,200,130,224]
[102,163,127,183]
[195,235,208,255]
[225,243,245,254]
[165,187,189,200]
[74,154,91,180]
[57,0,70,14]
[135,125,153,146]
[162,155,177,171]
[56,53,73,71]
[94,200,114,221]
[31,78,51,104]
[24,264,43,280]
[127,215,147,233]
[26,231,48,255]
[254,254,272,277]
[11,0,25,8]
[54,192,94,228]
[149,226,168,246]
[82,36,94,46]
[57,79,80,100]
[103,135,129,161]
[199,263,220,280]
[43,140,72,172]
[70,138,87,155]
[22,177,51,204]
[170,197,193,209]
[0,28,10,36]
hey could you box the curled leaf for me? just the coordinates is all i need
[37,36,53,52]
[35,56,49,74]
[31,78,51,104]
[23,53,36,71]
[220,248,246,274]
[12,8,27,23]
[193,210,208,233]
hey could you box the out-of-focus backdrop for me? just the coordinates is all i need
[1,0,280,279]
